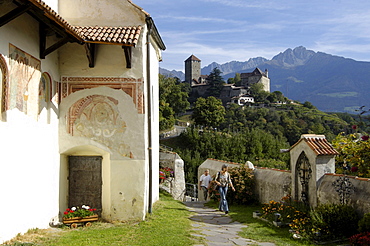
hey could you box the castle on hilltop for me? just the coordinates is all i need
[184,54,270,105]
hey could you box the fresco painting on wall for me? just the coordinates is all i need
[8,44,41,116]
[69,95,133,158]
[38,73,52,115]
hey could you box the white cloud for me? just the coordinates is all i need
[156,15,247,25]
[200,0,288,10]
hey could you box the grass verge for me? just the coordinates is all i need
[205,200,315,246]
[3,191,199,246]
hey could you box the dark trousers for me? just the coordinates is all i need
[201,186,208,200]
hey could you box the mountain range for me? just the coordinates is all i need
[160,46,370,113]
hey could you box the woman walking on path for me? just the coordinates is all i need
[214,164,235,214]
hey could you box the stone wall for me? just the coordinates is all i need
[253,167,291,204]
[159,151,186,201]
[317,174,370,215]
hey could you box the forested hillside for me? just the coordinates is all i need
[161,102,355,183]
[159,74,363,183]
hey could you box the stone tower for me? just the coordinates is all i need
[185,55,201,85]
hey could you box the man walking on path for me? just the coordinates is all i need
[199,169,212,201]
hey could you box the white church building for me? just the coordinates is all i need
[0,0,165,242]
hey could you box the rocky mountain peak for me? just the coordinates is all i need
[271,46,315,67]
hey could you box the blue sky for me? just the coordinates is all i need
[134,0,370,72]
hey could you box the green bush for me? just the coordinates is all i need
[209,164,256,205]
[227,164,256,205]
[358,213,370,233]
[290,203,360,242]
[309,204,360,241]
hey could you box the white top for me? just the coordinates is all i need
[200,174,212,187]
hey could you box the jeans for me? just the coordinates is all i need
[201,186,209,200]
[218,185,229,212]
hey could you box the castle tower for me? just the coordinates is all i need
[185,55,201,85]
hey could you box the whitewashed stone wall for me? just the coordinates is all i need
[159,151,186,201]
[253,167,291,204]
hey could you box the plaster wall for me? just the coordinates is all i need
[253,168,291,204]
[260,76,270,93]
[58,0,146,26]
[110,159,146,220]
[148,37,160,203]
[58,83,147,221]
[0,7,60,243]
[58,42,144,78]
[317,174,370,216]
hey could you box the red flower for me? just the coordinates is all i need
[352,125,357,130]
[351,166,358,172]
[361,135,369,141]
[64,211,68,215]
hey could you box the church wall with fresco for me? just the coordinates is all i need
[0,11,61,242]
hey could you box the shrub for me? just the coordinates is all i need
[349,232,370,246]
[227,165,256,205]
[358,213,370,233]
[309,204,359,241]
[209,164,256,205]
[290,203,360,242]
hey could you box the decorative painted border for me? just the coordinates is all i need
[61,77,144,114]
[0,54,8,117]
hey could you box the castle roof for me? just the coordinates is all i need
[241,67,268,78]
[185,55,201,62]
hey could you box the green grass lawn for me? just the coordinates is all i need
[4,193,346,246]
[4,192,200,246]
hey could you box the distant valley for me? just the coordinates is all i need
[160,46,370,113]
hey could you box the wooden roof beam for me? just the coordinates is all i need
[122,46,132,69]
[39,22,70,59]
[0,3,31,27]
[84,43,96,68]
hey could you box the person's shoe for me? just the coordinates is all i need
[219,209,224,212]
[225,211,228,214]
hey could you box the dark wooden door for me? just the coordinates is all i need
[68,156,102,214]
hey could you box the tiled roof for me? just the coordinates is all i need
[26,0,84,40]
[185,55,201,62]
[290,135,339,156]
[21,0,146,45]
[75,26,142,46]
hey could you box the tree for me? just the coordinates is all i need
[192,96,226,128]
[207,68,225,97]
[303,101,316,109]
[159,74,190,115]
[159,75,190,130]
[227,73,241,86]
[249,83,269,102]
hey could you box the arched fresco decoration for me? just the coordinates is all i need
[295,151,312,204]
[68,95,133,158]
[0,54,9,120]
[8,44,41,114]
[39,72,52,114]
